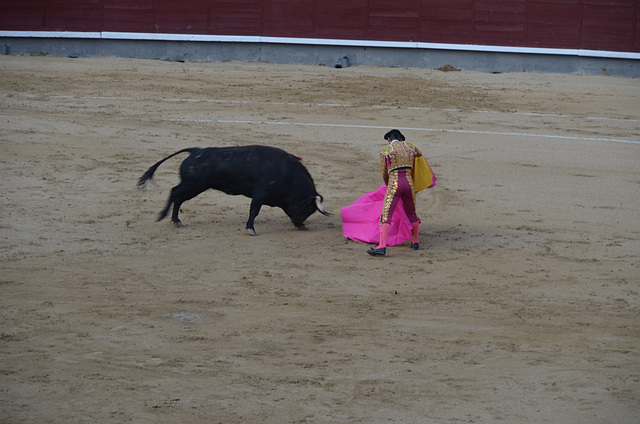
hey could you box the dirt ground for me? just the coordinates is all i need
[1,55,638,423]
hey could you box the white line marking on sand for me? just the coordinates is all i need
[8,93,640,123]
[173,118,640,145]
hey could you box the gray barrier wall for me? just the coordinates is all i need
[1,37,638,77]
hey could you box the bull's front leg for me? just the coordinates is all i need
[246,197,264,236]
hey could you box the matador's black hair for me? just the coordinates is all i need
[384,129,405,141]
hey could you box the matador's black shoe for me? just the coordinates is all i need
[367,247,386,256]
[410,243,419,251]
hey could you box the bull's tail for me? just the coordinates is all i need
[137,148,200,188]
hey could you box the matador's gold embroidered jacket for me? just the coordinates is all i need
[379,140,423,185]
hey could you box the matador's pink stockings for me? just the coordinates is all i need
[377,221,419,249]
[412,221,419,244]
[375,223,391,249]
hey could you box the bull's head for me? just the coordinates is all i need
[289,195,332,230]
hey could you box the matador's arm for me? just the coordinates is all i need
[380,153,389,186]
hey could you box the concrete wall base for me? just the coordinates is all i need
[2,37,638,77]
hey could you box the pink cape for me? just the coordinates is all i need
[340,184,414,246]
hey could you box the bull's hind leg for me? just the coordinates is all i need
[156,198,173,223]
[158,183,206,227]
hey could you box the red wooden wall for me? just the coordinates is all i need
[1,0,638,53]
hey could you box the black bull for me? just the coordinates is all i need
[137,145,332,235]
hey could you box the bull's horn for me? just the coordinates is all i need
[315,196,332,216]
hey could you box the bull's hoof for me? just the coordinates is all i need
[174,221,184,228]
[247,228,257,236]
[297,224,308,231]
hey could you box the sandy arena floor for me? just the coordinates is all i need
[1,55,639,423]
